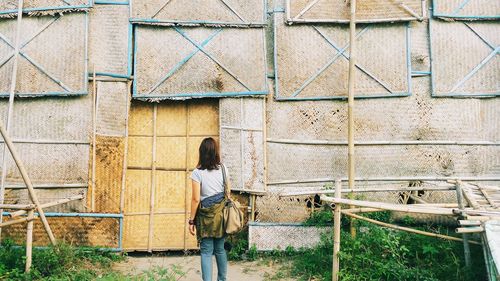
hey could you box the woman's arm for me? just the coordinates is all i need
[189,180,201,235]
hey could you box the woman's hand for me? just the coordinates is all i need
[189,224,196,236]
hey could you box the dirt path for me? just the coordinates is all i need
[113,254,295,280]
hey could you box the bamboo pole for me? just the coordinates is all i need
[120,81,132,213]
[332,180,341,281]
[408,193,428,204]
[0,216,37,228]
[0,204,35,210]
[0,0,24,241]
[268,176,500,185]
[8,194,84,218]
[0,124,56,244]
[456,227,484,234]
[25,209,34,272]
[343,212,481,245]
[90,67,97,212]
[321,195,456,215]
[341,207,382,214]
[266,138,500,146]
[347,0,357,238]
[147,104,158,252]
[279,186,456,197]
[184,102,190,252]
[456,181,471,267]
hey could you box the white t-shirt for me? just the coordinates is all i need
[190,165,229,201]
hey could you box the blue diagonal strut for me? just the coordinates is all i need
[313,26,394,94]
[145,28,223,95]
[174,27,252,91]
[291,26,370,98]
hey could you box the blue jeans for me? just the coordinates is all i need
[200,237,227,281]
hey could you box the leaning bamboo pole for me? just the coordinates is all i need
[343,212,481,245]
[8,194,84,218]
[332,180,342,281]
[347,0,357,238]
[0,124,56,244]
[0,0,24,241]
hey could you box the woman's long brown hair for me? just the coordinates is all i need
[197,137,221,170]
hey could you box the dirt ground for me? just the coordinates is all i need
[113,253,296,281]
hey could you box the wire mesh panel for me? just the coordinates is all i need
[133,26,267,100]
[274,13,411,100]
[220,97,265,190]
[249,222,330,251]
[286,0,424,24]
[0,0,92,16]
[1,216,120,248]
[433,0,500,20]
[89,4,132,78]
[130,0,266,26]
[430,19,499,97]
[0,13,88,96]
[123,99,218,251]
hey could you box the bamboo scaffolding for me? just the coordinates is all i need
[279,186,456,197]
[0,0,24,241]
[0,216,37,228]
[321,195,456,215]
[347,0,357,238]
[343,212,481,245]
[456,181,471,267]
[332,180,341,281]
[8,194,84,218]
[0,124,56,244]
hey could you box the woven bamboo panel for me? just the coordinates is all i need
[94,136,125,213]
[433,0,500,20]
[220,98,265,190]
[0,143,89,185]
[96,82,129,137]
[274,13,410,100]
[0,95,91,141]
[1,217,119,248]
[0,13,87,96]
[123,215,149,250]
[123,100,219,250]
[267,143,500,182]
[124,169,151,213]
[0,0,91,15]
[89,4,130,77]
[133,26,267,99]
[286,0,423,23]
[130,0,265,26]
[430,20,499,97]
[249,223,330,251]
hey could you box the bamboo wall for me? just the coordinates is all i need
[0,0,498,249]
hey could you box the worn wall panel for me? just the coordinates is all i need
[274,13,410,100]
[133,26,267,99]
[94,136,124,213]
[89,4,131,77]
[249,223,330,251]
[1,217,119,248]
[0,13,88,96]
[0,0,91,15]
[430,20,499,97]
[410,20,430,73]
[130,0,265,26]
[220,98,265,190]
[96,82,129,137]
[267,143,500,183]
[287,0,423,23]
[433,0,500,20]
[0,143,89,185]
[5,188,86,213]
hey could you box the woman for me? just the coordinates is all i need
[189,137,228,281]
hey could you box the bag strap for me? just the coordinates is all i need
[221,163,230,199]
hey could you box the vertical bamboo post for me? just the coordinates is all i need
[184,102,190,251]
[147,104,158,252]
[119,81,132,213]
[90,67,97,212]
[455,180,471,267]
[347,0,357,238]
[25,209,34,272]
[0,0,24,240]
[0,124,55,244]
[332,180,342,281]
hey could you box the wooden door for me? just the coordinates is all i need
[123,99,219,251]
